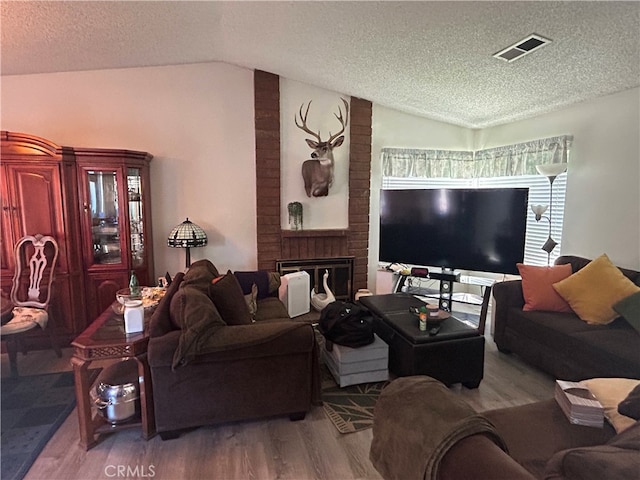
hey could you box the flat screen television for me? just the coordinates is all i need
[379,188,529,275]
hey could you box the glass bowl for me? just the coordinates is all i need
[112,288,143,315]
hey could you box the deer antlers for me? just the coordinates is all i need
[295,102,322,143]
[294,98,350,143]
[328,98,349,144]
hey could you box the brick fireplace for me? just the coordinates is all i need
[254,70,372,298]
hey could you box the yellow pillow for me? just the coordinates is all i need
[581,378,640,433]
[553,254,640,324]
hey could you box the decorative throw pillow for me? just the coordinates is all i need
[613,291,640,333]
[581,378,640,433]
[552,254,640,324]
[209,271,253,325]
[171,287,226,369]
[618,384,640,420]
[517,263,573,312]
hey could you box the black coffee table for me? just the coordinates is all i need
[359,293,484,388]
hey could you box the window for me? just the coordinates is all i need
[381,136,571,269]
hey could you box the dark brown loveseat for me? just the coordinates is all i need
[370,376,640,480]
[493,255,640,381]
[147,260,321,439]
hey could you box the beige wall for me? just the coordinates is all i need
[476,87,640,270]
[2,62,638,284]
[1,63,257,276]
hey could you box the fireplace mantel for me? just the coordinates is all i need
[281,229,348,238]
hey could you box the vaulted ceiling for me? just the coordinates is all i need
[2,1,639,128]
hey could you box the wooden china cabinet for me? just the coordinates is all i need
[0,131,154,346]
[74,148,154,322]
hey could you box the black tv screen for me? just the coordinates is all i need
[379,188,529,275]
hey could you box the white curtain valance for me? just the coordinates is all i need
[382,135,573,179]
[381,148,474,178]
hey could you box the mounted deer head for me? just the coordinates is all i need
[295,98,349,197]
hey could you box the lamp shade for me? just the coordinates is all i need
[167,218,208,269]
[536,163,567,178]
[167,218,208,248]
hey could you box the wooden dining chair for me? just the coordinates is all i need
[1,234,62,376]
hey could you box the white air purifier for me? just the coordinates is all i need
[280,271,310,317]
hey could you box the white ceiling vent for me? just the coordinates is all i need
[493,34,552,62]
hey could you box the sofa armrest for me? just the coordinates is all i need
[492,279,525,344]
[439,434,536,480]
[148,272,184,337]
[148,330,181,367]
[492,279,525,308]
[370,376,508,480]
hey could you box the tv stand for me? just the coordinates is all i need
[392,269,493,334]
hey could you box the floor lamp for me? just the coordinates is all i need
[531,163,567,265]
[167,218,208,269]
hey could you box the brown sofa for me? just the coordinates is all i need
[493,255,640,381]
[147,260,321,439]
[370,376,640,480]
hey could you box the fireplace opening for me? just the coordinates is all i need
[276,256,354,302]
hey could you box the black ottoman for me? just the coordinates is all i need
[360,294,484,388]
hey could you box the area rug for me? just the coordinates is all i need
[321,366,389,434]
[1,369,100,480]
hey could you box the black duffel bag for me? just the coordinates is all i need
[318,301,374,350]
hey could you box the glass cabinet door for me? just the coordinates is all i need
[87,170,122,265]
[127,168,145,268]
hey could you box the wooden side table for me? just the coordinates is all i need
[71,305,155,450]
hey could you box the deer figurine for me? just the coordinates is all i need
[295,98,349,197]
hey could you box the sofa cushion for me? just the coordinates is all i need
[484,399,613,479]
[613,291,640,333]
[582,378,640,433]
[553,254,640,325]
[172,286,226,369]
[569,324,640,377]
[546,422,640,480]
[545,444,640,480]
[619,384,640,420]
[502,309,640,380]
[209,271,253,325]
[517,263,573,312]
[254,296,290,322]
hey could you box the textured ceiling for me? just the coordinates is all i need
[1,1,639,128]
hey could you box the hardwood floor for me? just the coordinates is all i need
[2,322,555,480]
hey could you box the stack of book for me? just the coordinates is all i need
[554,380,604,428]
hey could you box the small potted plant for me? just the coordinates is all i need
[288,201,303,230]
